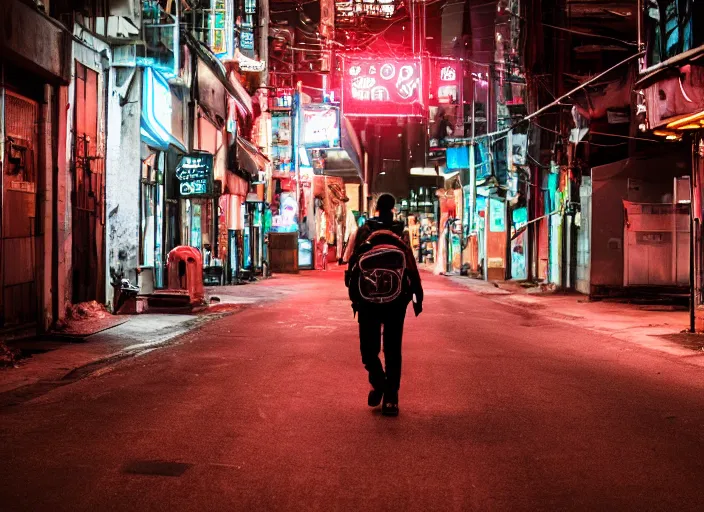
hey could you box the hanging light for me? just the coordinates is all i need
[666,110,704,130]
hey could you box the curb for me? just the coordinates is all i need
[0,305,247,410]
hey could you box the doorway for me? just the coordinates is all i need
[1,91,40,327]
[71,62,105,304]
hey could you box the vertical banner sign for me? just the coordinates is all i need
[176,153,214,197]
[434,61,459,105]
[342,58,423,117]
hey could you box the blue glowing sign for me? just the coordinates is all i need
[141,67,173,149]
[240,31,254,50]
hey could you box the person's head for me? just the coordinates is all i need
[376,193,396,221]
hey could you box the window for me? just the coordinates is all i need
[142,1,179,76]
[645,0,704,67]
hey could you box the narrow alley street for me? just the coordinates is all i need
[2,271,704,511]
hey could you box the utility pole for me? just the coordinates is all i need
[292,83,302,233]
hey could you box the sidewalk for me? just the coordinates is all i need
[0,275,306,399]
[447,275,704,361]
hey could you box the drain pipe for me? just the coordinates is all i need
[690,140,697,333]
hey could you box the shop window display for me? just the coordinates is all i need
[400,186,439,264]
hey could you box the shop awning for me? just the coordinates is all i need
[341,116,363,179]
[237,136,269,178]
[182,31,253,117]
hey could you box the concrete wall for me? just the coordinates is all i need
[590,151,690,292]
[105,67,142,307]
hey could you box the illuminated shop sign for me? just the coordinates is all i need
[240,30,254,50]
[176,153,214,197]
[431,61,459,105]
[302,105,340,147]
[336,0,397,22]
[342,58,423,117]
[141,67,176,150]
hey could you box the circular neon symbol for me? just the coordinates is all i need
[380,63,396,80]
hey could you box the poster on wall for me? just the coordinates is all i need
[271,193,298,233]
[271,112,293,174]
[489,197,506,232]
[342,58,423,117]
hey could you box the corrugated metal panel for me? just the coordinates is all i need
[2,91,39,327]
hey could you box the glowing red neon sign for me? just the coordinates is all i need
[342,58,423,117]
[429,60,459,106]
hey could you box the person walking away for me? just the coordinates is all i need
[345,194,423,416]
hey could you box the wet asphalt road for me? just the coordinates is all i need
[1,270,704,511]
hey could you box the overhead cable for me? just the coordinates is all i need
[465,51,645,143]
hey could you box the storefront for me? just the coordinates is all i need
[173,151,223,285]
[398,169,444,265]
[139,65,188,291]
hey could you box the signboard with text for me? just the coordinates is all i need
[342,58,423,117]
[302,105,340,147]
[176,153,214,197]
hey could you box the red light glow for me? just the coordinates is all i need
[342,58,424,117]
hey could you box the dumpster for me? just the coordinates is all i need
[166,246,205,304]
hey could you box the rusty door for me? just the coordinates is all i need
[1,91,40,327]
[72,62,105,304]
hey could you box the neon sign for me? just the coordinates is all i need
[176,153,214,197]
[440,65,456,82]
[240,31,254,50]
[343,58,423,117]
[431,61,459,105]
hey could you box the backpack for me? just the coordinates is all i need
[352,229,409,305]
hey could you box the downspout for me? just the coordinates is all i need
[52,83,60,326]
[0,64,5,326]
[690,138,697,332]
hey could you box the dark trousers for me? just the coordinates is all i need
[358,308,407,401]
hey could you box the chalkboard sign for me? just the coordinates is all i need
[176,153,213,197]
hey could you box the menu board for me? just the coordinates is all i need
[176,153,214,197]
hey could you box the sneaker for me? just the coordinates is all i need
[368,389,383,407]
[382,401,399,416]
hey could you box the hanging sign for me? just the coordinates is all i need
[342,58,423,117]
[237,49,266,72]
[176,153,214,197]
[430,60,459,106]
[302,105,340,147]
